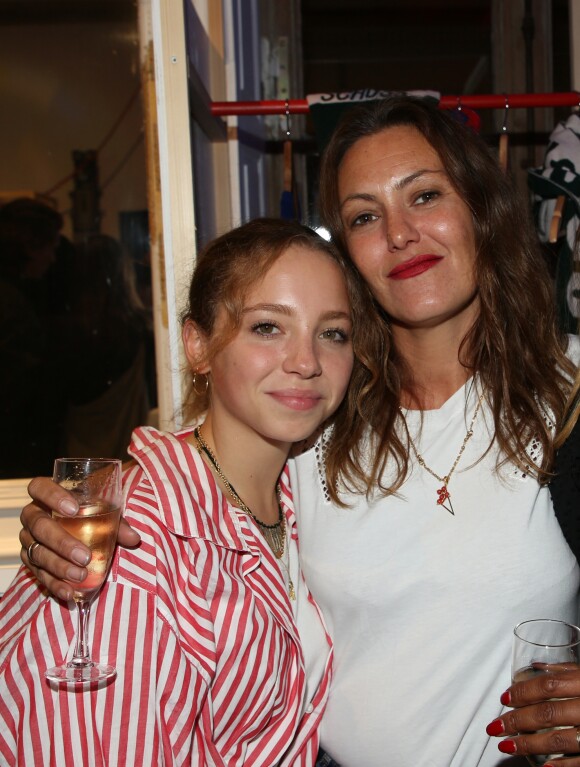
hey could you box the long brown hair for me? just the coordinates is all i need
[181,218,383,503]
[319,96,574,494]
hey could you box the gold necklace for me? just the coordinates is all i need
[399,391,485,515]
[193,427,288,563]
[277,534,296,601]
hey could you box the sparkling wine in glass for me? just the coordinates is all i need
[511,618,580,766]
[45,458,122,684]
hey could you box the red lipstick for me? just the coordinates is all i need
[388,255,443,280]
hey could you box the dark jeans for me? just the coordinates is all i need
[315,749,341,767]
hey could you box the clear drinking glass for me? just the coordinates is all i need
[511,618,580,766]
[45,458,122,684]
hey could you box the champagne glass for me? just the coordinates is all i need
[511,618,580,766]
[45,458,122,684]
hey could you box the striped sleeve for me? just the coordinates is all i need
[0,573,212,766]
[0,437,331,766]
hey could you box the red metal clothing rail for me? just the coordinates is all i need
[210,92,580,117]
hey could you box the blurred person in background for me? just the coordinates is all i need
[0,198,68,477]
[61,234,153,459]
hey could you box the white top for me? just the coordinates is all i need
[290,358,580,767]
[285,530,329,714]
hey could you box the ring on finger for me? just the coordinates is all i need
[576,727,580,751]
[26,540,42,566]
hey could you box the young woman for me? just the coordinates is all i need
[0,218,376,766]
[16,98,580,765]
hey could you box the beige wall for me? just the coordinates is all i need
[0,20,147,240]
[0,480,29,594]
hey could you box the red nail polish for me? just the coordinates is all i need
[500,689,511,706]
[498,739,517,754]
[486,719,505,736]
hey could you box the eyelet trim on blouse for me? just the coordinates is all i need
[315,428,333,504]
[510,406,555,481]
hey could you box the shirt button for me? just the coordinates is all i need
[305,703,314,714]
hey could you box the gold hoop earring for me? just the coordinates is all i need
[192,372,209,396]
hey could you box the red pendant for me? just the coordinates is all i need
[436,485,455,515]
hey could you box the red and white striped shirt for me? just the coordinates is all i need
[0,427,333,766]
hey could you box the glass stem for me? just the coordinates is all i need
[70,598,93,667]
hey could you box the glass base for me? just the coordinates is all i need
[526,754,563,767]
[45,661,116,684]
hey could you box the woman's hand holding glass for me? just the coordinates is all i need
[489,672,580,765]
[20,475,140,602]
[43,458,124,683]
[487,620,580,765]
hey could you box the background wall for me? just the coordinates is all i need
[0,5,153,594]
[0,10,147,242]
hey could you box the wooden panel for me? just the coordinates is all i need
[0,479,30,593]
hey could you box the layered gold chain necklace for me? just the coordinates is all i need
[399,391,485,515]
[193,427,295,598]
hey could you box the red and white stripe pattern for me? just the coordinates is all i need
[0,427,332,766]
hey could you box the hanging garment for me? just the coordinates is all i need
[528,113,580,334]
[280,137,301,220]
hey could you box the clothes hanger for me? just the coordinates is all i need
[548,196,566,243]
[280,101,294,218]
[498,95,509,173]
[547,94,580,243]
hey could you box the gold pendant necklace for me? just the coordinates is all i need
[193,427,292,593]
[399,391,485,516]
[278,538,296,601]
